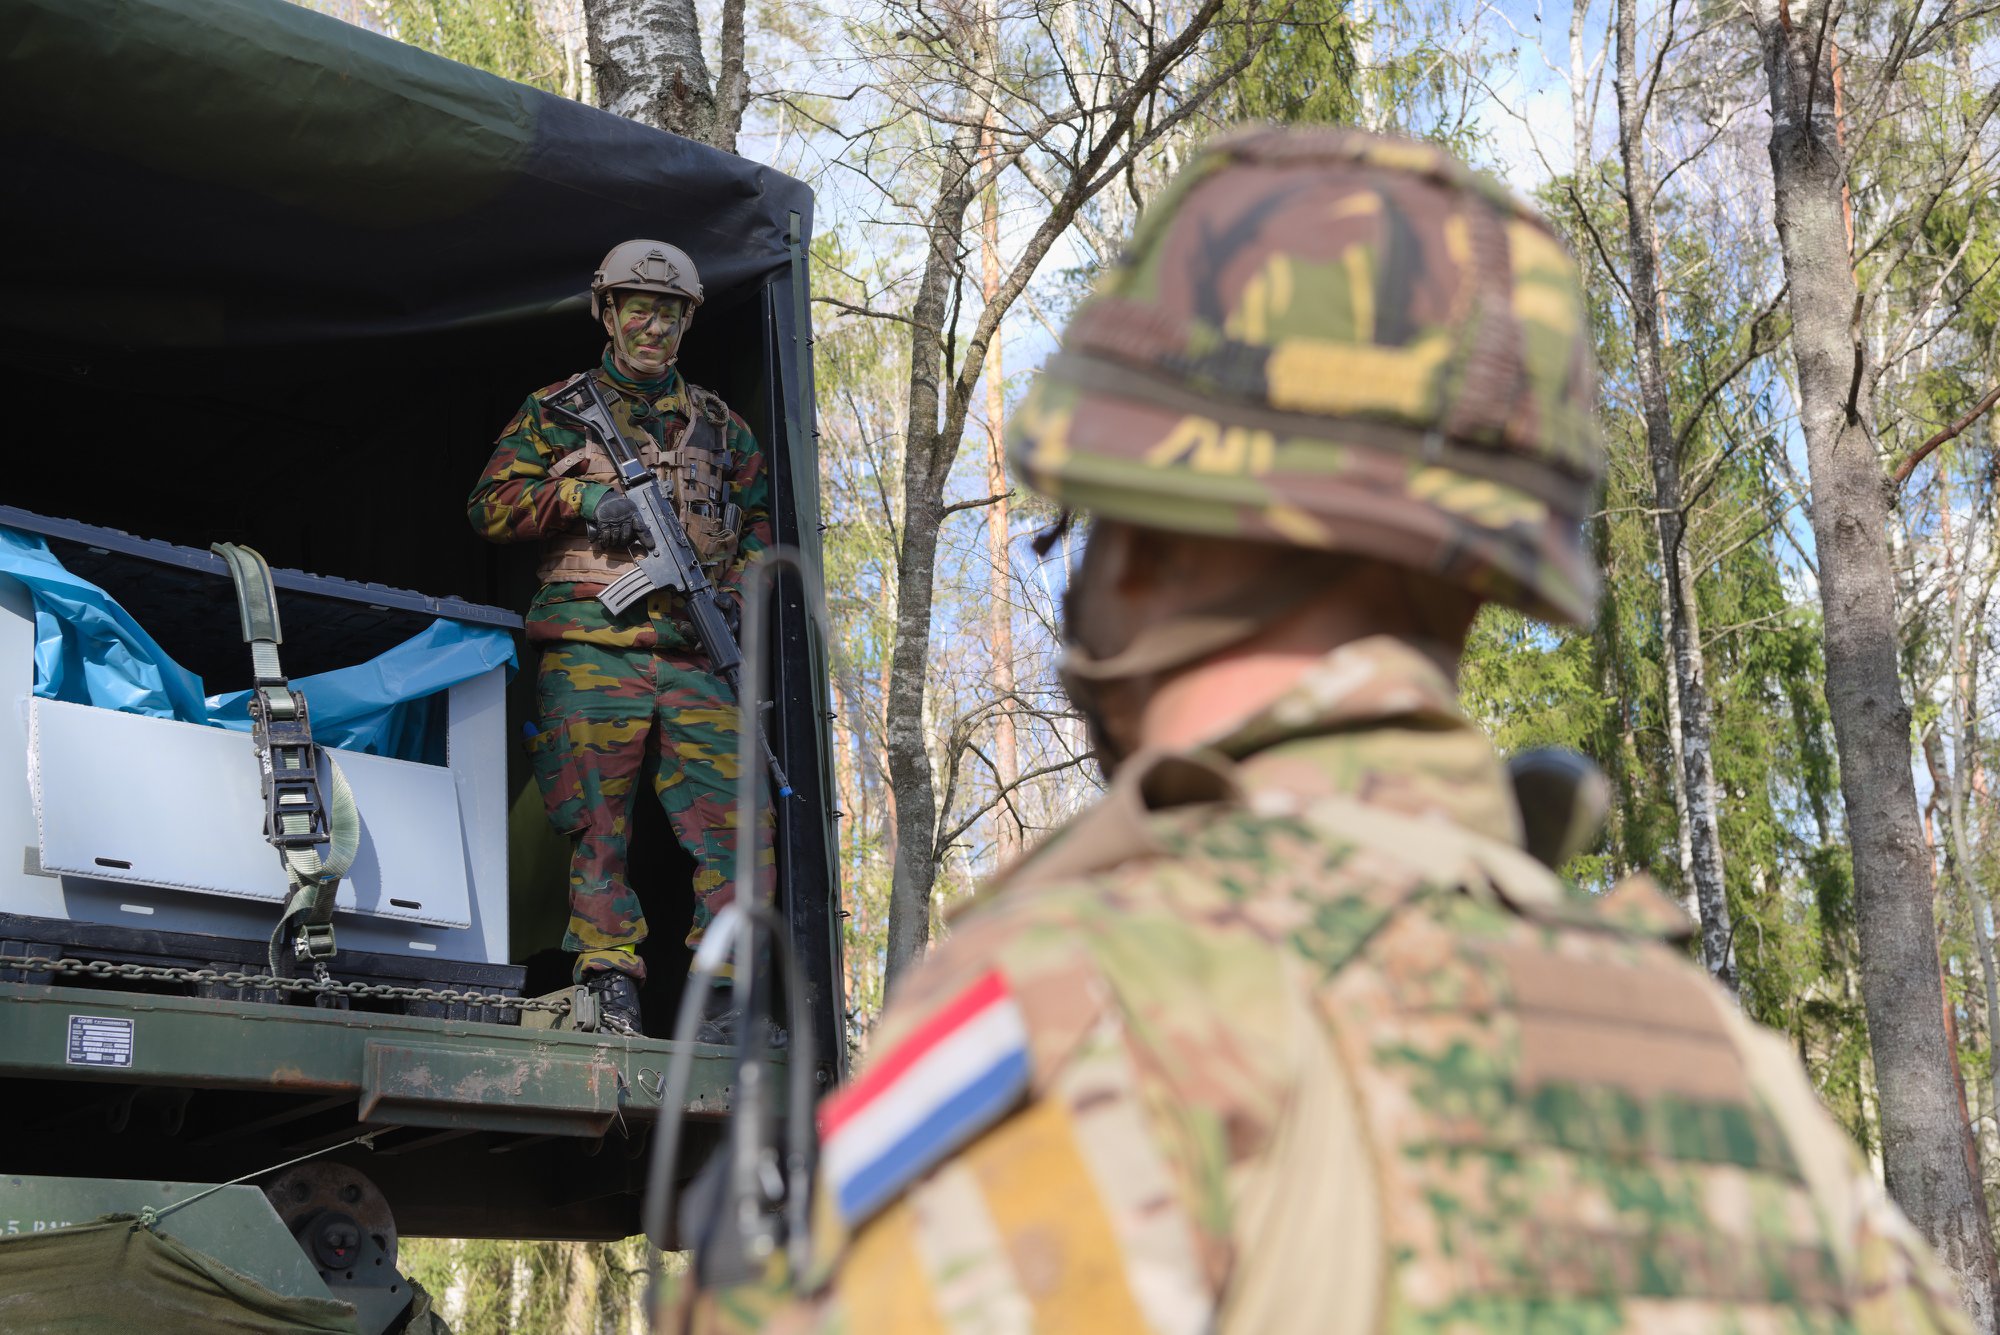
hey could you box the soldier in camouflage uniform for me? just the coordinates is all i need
[679,128,1973,1332]
[468,239,775,1038]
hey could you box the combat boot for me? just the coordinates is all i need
[583,969,644,1037]
[695,985,787,1049]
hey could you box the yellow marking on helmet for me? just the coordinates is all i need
[1144,417,1217,468]
[1226,255,1294,344]
[1360,141,1445,174]
[1243,428,1277,476]
[1266,334,1453,418]
[1410,467,1548,528]
[842,1197,949,1335]
[1512,279,1580,337]
[1228,278,1267,343]
[1204,427,1275,475]
[966,1096,1150,1330]
[1266,503,1335,547]
[1016,381,1072,474]
[1513,284,1579,337]
[1509,217,1581,339]
[1443,214,1472,268]
[1327,193,1382,222]
[1272,253,1295,318]
[1344,246,1374,343]
[1508,219,1572,280]
[1145,420,1276,476]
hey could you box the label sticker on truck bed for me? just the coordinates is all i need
[66,1015,134,1068]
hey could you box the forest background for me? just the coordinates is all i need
[300,0,1997,1325]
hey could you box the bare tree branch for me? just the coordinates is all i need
[1893,385,2000,487]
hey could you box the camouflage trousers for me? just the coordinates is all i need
[527,642,776,982]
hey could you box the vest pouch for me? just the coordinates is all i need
[681,505,741,568]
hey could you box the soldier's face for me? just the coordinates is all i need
[604,292,690,376]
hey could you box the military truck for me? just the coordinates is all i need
[0,0,841,1327]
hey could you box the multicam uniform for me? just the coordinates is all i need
[736,637,1967,1332]
[683,127,1972,1330]
[468,354,775,979]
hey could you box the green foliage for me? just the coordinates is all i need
[399,1236,657,1332]
[1459,608,1616,888]
[378,0,566,91]
[1215,0,1360,125]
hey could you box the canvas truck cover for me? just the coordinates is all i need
[0,0,812,352]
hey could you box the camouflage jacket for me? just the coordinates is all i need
[696,636,1968,1334]
[466,354,774,651]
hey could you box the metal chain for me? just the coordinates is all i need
[0,954,571,1015]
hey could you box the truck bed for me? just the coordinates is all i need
[0,977,737,1241]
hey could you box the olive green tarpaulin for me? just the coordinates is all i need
[0,0,812,350]
[0,1216,359,1333]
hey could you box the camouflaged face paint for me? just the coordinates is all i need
[605,291,689,378]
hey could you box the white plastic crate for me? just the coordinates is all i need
[0,575,511,966]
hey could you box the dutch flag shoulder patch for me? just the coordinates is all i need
[820,969,1032,1229]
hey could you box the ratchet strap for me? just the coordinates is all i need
[212,543,360,975]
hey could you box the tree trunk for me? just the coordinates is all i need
[561,1242,600,1334]
[1656,552,1699,905]
[883,126,980,998]
[1612,0,1735,993]
[1938,485,2000,1156]
[1569,0,1590,174]
[980,118,1021,864]
[1753,1,1999,1321]
[709,0,747,152]
[582,0,728,148]
[1355,0,1380,130]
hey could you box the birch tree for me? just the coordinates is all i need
[583,0,747,149]
[1606,0,1743,993]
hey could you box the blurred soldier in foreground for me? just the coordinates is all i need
[687,128,1970,1330]
[469,240,775,1039]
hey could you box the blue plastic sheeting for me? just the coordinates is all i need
[208,619,517,763]
[5,527,518,763]
[3,527,209,724]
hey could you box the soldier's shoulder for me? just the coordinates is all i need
[527,371,590,402]
[821,845,1280,1217]
[680,379,756,442]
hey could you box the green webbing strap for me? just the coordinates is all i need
[275,751,360,926]
[211,542,361,974]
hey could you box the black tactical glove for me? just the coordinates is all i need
[592,493,646,549]
[718,593,743,639]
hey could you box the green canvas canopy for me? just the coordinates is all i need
[1,0,812,355]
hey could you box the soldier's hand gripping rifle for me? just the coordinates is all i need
[544,376,793,798]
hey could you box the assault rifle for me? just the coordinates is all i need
[545,375,793,798]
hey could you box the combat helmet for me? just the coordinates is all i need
[590,239,705,320]
[1006,126,1604,624]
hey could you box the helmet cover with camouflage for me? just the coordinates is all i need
[590,238,705,320]
[1005,125,1605,626]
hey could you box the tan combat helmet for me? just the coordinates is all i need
[590,239,705,320]
[1006,126,1605,625]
